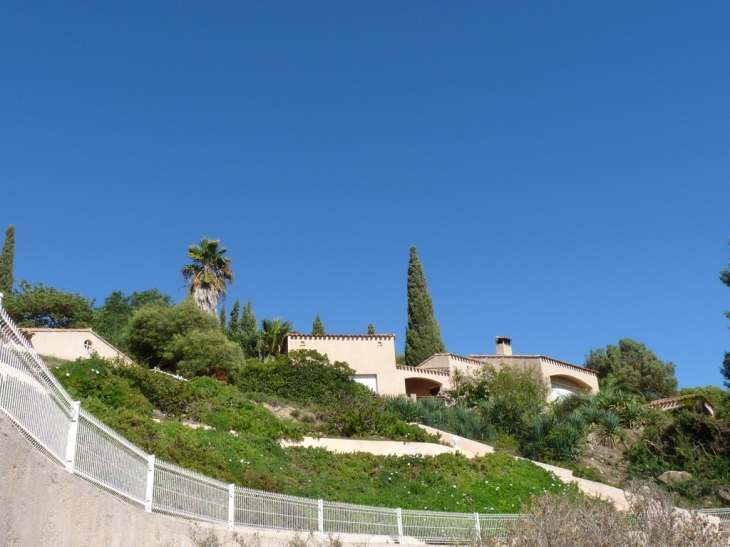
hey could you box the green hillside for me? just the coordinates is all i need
[52,356,572,513]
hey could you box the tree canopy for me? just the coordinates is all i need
[127,298,218,367]
[93,289,171,351]
[5,281,95,328]
[0,224,15,296]
[404,246,446,367]
[584,338,677,399]
[181,237,233,316]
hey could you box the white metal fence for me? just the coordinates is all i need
[0,299,518,543]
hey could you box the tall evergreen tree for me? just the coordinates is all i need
[0,224,15,296]
[239,299,261,359]
[721,238,730,388]
[404,246,446,366]
[219,305,227,330]
[312,314,325,335]
[228,299,241,333]
[367,324,375,334]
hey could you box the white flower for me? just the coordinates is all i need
[66,373,70,377]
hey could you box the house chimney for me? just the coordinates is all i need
[495,336,512,356]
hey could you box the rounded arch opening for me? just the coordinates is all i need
[405,377,443,398]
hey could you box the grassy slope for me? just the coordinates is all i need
[52,357,573,512]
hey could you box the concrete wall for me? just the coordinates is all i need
[280,436,461,457]
[24,328,132,364]
[0,414,405,547]
[284,334,403,395]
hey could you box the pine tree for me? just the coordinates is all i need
[404,246,446,367]
[312,314,325,335]
[0,224,15,296]
[367,324,375,334]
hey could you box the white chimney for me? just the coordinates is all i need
[495,336,512,356]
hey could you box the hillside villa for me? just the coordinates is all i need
[283,334,599,401]
[20,326,599,401]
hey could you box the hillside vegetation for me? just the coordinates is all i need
[52,356,572,512]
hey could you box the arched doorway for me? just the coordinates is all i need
[405,377,443,398]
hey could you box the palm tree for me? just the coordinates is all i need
[181,238,233,316]
[260,317,293,358]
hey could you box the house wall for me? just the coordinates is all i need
[284,334,403,395]
[25,329,132,364]
[466,355,599,401]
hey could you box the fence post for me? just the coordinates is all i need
[145,454,156,512]
[64,401,81,473]
[474,512,481,538]
[0,292,4,308]
[229,484,235,531]
[317,499,324,537]
[396,508,404,544]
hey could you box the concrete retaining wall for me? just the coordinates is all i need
[0,414,399,547]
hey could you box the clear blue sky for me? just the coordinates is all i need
[1,2,729,389]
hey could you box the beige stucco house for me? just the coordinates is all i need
[283,333,598,400]
[21,328,133,364]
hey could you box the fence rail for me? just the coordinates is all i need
[0,299,517,543]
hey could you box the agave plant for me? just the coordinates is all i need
[552,421,586,462]
[590,410,625,448]
[521,414,557,461]
[448,406,496,442]
[619,402,650,429]
[564,409,589,434]
[385,396,424,423]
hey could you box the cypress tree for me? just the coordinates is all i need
[721,239,730,387]
[312,314,325,335]
[367,324,375,335]
[219,305,227,330]
[228,299,241,333]
[240,299,261,358]
[404,246,446,366]
[0,224,15,296]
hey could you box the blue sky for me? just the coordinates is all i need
[1,2,729,388]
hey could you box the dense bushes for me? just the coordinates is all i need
[626,409,730,501]
[127,298,219,368]
[237,350,361,403]
[238,350,432,441]
[450,364,549,435]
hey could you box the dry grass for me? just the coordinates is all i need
[480,482,726,547]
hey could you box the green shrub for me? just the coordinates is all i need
[116,364,193,416]
[164,329,245,382]
[237,350,359,403]
[447,364,549,435]
[127,298,218,366]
